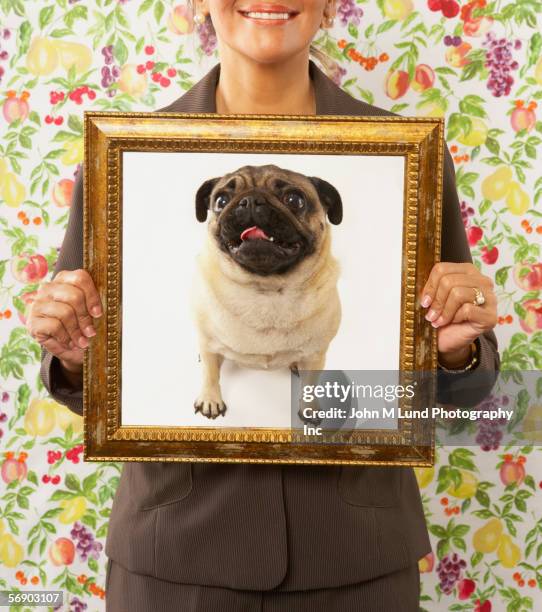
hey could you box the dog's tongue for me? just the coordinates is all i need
[240,226,269,241]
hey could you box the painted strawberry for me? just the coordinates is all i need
[467,226,483,246]
[457,578,476,600]
[474,599,492,612]
[481,245,498,264]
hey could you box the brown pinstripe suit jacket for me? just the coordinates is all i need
[40,59,500,591]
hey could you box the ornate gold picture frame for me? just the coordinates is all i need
[82,111,443,466]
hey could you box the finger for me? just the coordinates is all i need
[420,262,478,308]
[430,285,493,328]
[55,269,103,318]
[41,335,78,358]
[426,274,493,323]
[450,301,498,329]
[27,309,73,349]
[43,278,97,341]
[34,299,90,349]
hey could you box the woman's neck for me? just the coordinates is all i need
[215,49,316,116]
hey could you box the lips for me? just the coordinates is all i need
[238,4,299,19]
[241,4,297,12]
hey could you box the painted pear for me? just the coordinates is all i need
[0,533,24,567]
[55,40,92,74]
[481,166,513,201]
[472,518,503,554]
[497,534,521,568]
[505,182,530,215]
[26,36,59,76]
[1,173,26,208]
[522,404,542,443]
[535,56,542,86]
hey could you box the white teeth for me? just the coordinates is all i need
[244,11,292,19]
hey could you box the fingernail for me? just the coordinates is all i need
[434,316,444,326]
[84,326,96,337]
[78,336,89,348]
[91,306,102,317]
[425,309,438,322]
[431,321,440,328]
[421,294,432,308]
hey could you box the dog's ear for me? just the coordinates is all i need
[308,176,343,225]
[195,177,221,222]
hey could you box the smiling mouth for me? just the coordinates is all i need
[226,225,302,256]
[238,10,299,21]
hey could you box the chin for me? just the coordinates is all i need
[225,235,307,275]
[224,37,310,66]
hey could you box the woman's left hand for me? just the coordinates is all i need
[419,262,498,365]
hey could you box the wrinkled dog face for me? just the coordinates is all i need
[195,164,343,276]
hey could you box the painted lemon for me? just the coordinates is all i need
[383,0,414,21]
[416,100,446,118]
[456,117,488,147]
[55,403,84,434]
[414,466,435,489]
[446,469,477,499]
[481,166,513,201]
[472,517,503,554]
[60,139,84,165]
[505,182,530,215]
[59,496,87,524]
[24,398,57,437]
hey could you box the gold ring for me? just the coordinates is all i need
[472,287,485,306]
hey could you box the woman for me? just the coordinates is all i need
[29,1,500,610]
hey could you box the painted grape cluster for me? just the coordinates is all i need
[0,1,541,611]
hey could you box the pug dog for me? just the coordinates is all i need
[191,164,342,422]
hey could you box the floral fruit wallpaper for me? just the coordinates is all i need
[0,1,541,611]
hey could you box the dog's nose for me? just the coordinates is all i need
[239,194,267,210]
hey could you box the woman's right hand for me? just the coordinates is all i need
[27,269,103,374]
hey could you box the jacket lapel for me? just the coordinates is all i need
[159,59,387,117]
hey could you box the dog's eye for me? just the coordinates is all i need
[214,194,230,210]
[284,191,305,210]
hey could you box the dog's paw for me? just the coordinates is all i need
[194,398,227,419]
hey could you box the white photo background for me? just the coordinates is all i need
[122,151,404,427]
